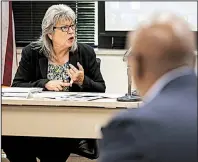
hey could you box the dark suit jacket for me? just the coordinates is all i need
[12,43,106,92]
[100,71,197,162]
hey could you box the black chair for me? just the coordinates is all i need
[96,58,101,68]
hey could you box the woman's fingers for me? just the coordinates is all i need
[77,62,84,71]
[54,87,60,91]
[62,82,72,87]
[69,68,75,76]
[67,69,73,78]
[69,64,78,73]
[56,84,63,91]
[69,79,73,85]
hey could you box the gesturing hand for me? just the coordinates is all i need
[67,62,84,86]
[45,80,71,91]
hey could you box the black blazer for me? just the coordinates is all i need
[12,43,106,92]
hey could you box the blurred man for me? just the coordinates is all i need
[99,13,197,162]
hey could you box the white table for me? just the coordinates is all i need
[2,95,140,138]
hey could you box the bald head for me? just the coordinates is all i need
[128,12,196,69]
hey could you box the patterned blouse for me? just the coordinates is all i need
[47,62,70,91]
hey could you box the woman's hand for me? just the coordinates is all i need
[67,62,84,86]
[45,80,71,91]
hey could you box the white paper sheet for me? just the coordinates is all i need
[2,87,43,93]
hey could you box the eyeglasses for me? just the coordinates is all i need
[53,24,76,33]
[123,47,132,62]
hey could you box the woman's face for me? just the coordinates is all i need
[49,19,76,50]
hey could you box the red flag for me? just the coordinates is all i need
[2,1,17,86]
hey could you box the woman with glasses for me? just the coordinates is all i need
[2,4,105,162]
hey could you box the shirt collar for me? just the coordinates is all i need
[142,66,194,105]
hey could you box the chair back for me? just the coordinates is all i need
[96,58,101,68]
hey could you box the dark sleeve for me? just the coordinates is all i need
[12,47,49,88]
[99,115,147,162]
[81,46,106,92]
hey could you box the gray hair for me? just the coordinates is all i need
[33,4,77,60]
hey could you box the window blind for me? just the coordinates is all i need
[12,1,95,46]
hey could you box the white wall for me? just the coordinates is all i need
[97,54,127,94]
[98,55,128,94]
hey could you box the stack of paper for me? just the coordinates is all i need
[33,92,78,99]
[59,94,104,101]
[33,92,110,101]
[2,87,43,98]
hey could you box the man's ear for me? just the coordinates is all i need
[48,33,52,40]
[135,54,144,79]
